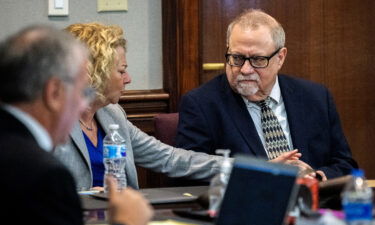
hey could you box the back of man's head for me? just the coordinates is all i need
[0,25,87,104]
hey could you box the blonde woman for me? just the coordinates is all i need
[53,23,232,190]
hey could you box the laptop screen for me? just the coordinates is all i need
[217,154,299,225]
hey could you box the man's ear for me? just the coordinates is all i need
[277,47,287,68]
[43,77,66,112]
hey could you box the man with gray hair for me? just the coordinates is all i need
[176,9,357,180]
[0,25,152,225]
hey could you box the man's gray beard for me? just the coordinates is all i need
[236,83,259,96]
[234,74,260,96]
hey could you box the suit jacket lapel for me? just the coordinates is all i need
[221,75,267,158]
[279,75,308,156]
[70,122,92,170]
[0,108,39,146]
[96,107,114,135]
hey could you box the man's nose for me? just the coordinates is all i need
[240,59,255,75]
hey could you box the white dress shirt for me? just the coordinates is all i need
[243,77,294,158]
[2,104,53,152]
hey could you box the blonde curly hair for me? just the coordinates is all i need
[65,22,126,101]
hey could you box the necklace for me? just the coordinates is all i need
[79,119,94,131]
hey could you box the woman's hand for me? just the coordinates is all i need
[91,186,104,192]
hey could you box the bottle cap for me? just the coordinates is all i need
[215,149,232,174]
[109,124,119,130]
[351,168,364,177]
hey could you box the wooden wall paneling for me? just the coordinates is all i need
[178,0,200,97]
[201,0,226,83]
[322,0,375,178]
[162,0,179,112]
[274,0,326,83]
[119,89,169,136]
[162,0,200,112]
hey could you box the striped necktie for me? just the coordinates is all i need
[257,97,290,159]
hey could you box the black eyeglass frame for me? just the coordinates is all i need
[225,47,282,68]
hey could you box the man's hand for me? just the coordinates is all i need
[107,177,154,225]
[270,149,301,163]
[288,159,313,173]
[270,150,312,176]
[297,168,327,181]
[270,150,327,181]
[316,170,327,181]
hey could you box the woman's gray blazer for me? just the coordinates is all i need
[53,104,224,190]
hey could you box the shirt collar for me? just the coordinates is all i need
[1,104,53,152]
[269,76,281,104]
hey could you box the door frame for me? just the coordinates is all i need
[162,0,201,111]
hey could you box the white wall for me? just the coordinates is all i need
[0,0,162,90]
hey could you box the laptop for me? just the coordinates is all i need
[216,154,299,225]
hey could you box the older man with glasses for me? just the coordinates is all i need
[0,25,153,225]
[176,9,357,180]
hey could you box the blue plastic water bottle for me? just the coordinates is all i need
[342,169,373,225]
[103,124,127,191]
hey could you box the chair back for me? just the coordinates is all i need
[153,112,208,187]
[154,113,179,146]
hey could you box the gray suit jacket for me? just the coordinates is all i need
[54,104,224,190]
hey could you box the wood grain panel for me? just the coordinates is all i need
[178,0,200,96]
[162,0,200,111]
[201,0,226,82]
[119,89,170,136]
[322,0,375,177]
[162,0,179,111]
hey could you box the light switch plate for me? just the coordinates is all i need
[48,0,69,16]
[97,0,128,12]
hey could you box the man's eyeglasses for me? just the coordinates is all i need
[62,77,96,104]
[225,48,281,68]
[82,87,96,104]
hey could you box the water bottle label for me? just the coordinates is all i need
[344,202,373,221]
[121,145,126,157]
[103,145,124,158]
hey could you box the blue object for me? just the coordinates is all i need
[82,126,105,187]
[216,154,299,225]
[103,124,127,191]
[342,169,373,224]
[351,169,364,177]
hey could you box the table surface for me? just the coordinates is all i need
[81,186,213,225]
[367,180,375,188]
[82,181,375,225]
